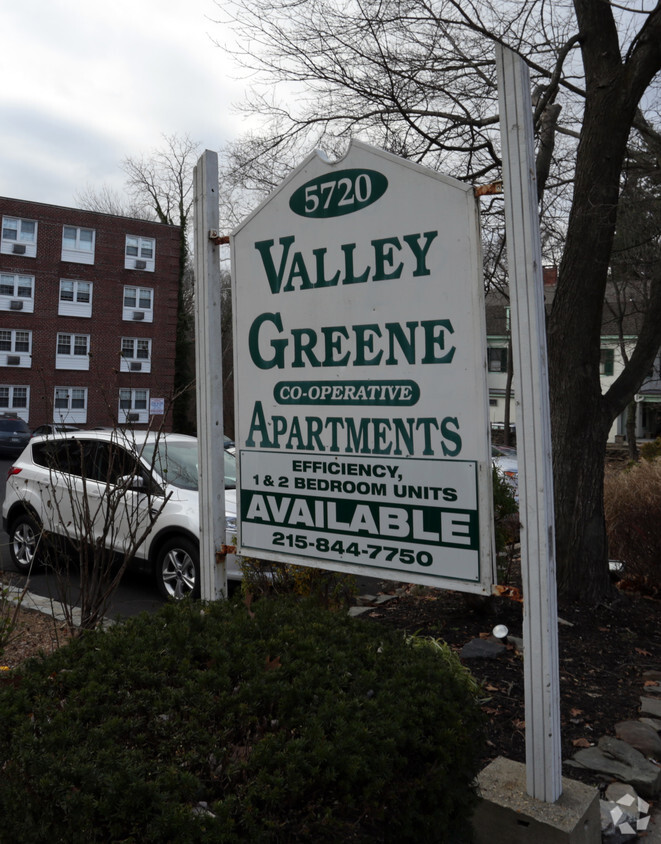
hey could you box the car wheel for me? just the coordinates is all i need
[9,512,43,574]
[155,537,200,600]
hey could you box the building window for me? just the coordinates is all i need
[119,388,149,424]
[0,385,30,420]
[488,347,509,373]
[120,337,152,373]
[1,217,38,258]
[0,329,31,368]
[56,333,90,370]
[125,235,155,272]
[600,348,615,377]
[0,274,34,313]
[59,279,92,318]
[14,331,30,353]
[54,387,87,423]
[61,226,95,264]
[123,286,153,323]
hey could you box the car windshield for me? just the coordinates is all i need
[140,440,236,491]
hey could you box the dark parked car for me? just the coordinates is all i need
[0,415,31,457]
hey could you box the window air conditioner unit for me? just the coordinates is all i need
[9,300,23,310]
[6,356,20,366]
[12,244,26,255]
[129,361,142,371]
[132,311,144,320]
[126,413,139,422]
[135,260,147,269]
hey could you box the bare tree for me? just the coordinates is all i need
[606,127,661,458]
[215,0,661,602]
[41,430,172,633]
[6,370,196,632]
[77,134,202,433]
[125,135,201,433]
[123,135,198,231]
[74,184,155,221]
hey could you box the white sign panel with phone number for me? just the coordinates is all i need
[231,140,495,593]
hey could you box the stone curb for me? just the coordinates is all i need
[3,583,115,628]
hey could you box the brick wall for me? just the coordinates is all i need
[0,196,181,430]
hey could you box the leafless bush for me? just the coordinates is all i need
[13,382,191,635]
[239,557,356,610]
[42,430,172,633]
[0,581,28,659]
[604,459,661,588]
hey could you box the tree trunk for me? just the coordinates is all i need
[548,40,632,602]
[551,391,613,602]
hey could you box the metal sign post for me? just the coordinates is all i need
[496,45,562,802]
[193,150,228,601]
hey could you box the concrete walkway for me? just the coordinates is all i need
[3,582,112,628]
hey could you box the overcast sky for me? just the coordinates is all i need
[2,0,247,209]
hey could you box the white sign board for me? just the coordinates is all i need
[232,140,494,593]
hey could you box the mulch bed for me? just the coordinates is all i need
[362,578,661,791]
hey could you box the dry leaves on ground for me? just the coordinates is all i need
[1,605,72,668]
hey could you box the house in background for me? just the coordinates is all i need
[0,197,180,430]
[485,267,660,443]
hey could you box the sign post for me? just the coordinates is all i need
[194,150,228,601]
[232,141,495,594]
[496,44,562,802]
[217,62,563,806]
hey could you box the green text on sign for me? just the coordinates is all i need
[289,169,388,218]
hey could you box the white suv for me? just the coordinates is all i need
[2,430,239,600]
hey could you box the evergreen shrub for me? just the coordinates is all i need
[0,597,484,843]
[492,466,520,564]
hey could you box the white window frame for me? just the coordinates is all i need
[55,333,90,370]
[487,346,509,373]
[600,348,615,377]
[0,328,32,368]
[125,235,155,272]
[0,385,30,421]
[61,225,95,264]
[58,279,93,318]
[53,387,88,424]
[122,286,153,323]
[1,217,38,258]
[120,337,152,373]
[118,388,150,424]
[0,273,34,313]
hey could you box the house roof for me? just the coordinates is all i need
[485,272,648,338]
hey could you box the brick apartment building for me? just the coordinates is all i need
[0,197,181,430]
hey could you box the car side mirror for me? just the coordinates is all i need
[117,474,146,492]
